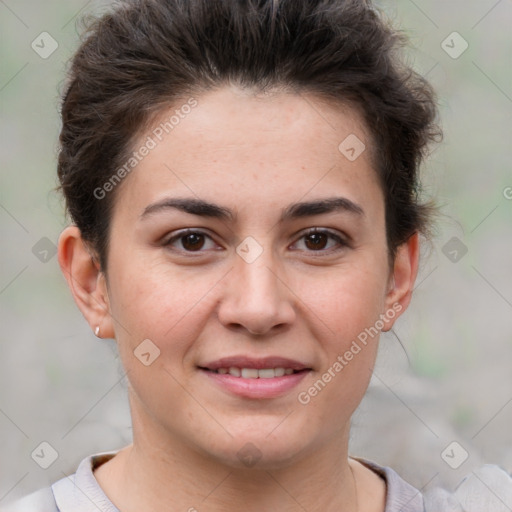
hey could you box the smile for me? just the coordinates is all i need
[207,367,301,378]
[199,367,311,399]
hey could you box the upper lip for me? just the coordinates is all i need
[199,356,311,371]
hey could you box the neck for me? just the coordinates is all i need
[94,408,359,512]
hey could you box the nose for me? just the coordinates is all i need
[216,245,296,336]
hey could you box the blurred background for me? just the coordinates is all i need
[1,0,511,504]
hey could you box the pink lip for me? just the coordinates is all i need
[200,368,311,399]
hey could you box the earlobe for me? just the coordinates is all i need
[382,232,420,332]
[57,226,115,338]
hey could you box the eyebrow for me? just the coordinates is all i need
[281,197,364,221]
[140,196,364,222]
[141,198,235,221]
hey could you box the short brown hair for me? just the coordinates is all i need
[58,0,441,270]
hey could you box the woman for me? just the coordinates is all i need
[3,0,462,510]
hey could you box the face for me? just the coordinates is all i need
[70,86,416,469]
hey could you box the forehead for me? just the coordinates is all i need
[111,86,381,221]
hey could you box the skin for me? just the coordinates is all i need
[58,86,419,512]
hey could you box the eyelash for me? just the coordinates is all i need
[163,228,349,255]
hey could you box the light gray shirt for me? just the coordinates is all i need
[1,451,424,511]
[4,452,511,511]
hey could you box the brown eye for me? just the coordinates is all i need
[292,228,348,253]
[164,230,217,252]
[304,232,329,250]
[181,233,205,251]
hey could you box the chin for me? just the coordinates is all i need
[201,429,314,471]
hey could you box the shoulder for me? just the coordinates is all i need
[1,451,119,512]
[423,464,512,512]
[358,458,512,512]
[1,487,58,512]
[354,457,425,512]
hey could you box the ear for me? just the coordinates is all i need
[381,232,420,332]
[57,226,115,338]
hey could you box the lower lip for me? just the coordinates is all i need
[200,369,310,399]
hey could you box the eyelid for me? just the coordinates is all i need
[163,228,221,252]
[290,227,350,252]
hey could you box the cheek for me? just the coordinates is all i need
[299,262,388,340]
[294,262,387,399]
[107,258,223,358]
[105,262,218,415]
[296,279,384,426]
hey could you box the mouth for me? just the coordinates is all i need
[198,366,309,378]
[197,357,312,399]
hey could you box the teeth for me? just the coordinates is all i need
[213,367,300,378]
[258,368,277,379]
[228,367,241,377]
[241,368,259,378]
